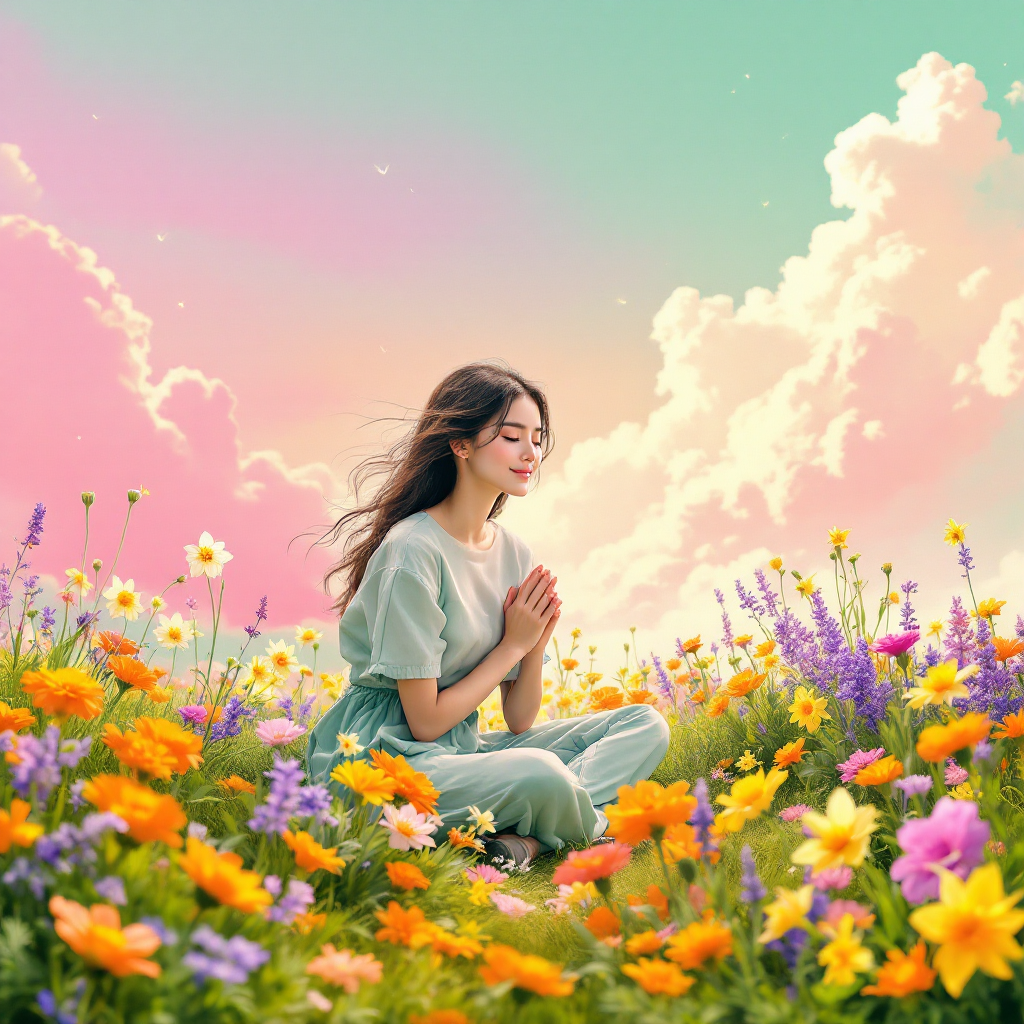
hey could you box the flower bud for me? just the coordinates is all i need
[81,491,95,508]
[127,489,141,504]
[92,558,102,572]
[26,609,38,620]
[312,641,320,651]
[829,551,837,561]
[176,575,187,584]
[881,562,893,575]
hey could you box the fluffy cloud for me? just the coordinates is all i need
[505,53,1024,651]
[0,203,341,626]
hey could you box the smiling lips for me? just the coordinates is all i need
[512,469,532,478]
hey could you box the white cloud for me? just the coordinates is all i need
[0,142,41,202]
[1006,81,1024,106]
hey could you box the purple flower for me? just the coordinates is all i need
[735,579,766,619]
[179,705,208,726]
[810,866,852,891]
[958,544,975,576]
[836,748,885,783]
[690,778,715,855]
[296,784,338,827]
[36,813,128,874]
[650,655,672,700]
[266,879,316,924]
[140,916,179,946]
[22,503,46,548]
[39,606,56,633]
[974,739,994,763]
[185,596,199,610]
[3,726,91,801]
[36,981,84,1024]
[836,637,892,732]
[739,844,765,902]
[3,856,47,899]
[891,797,989,903]
[869,631,919,658]
[899,581,919,632]
[94,876,127,906]
[715,589,734,647]
[894,775,932,798]
[210,696,255,742]
[248,755,305,835]
[753,569,779,618]
[75,610,100,630]
[944,596,975,669]
[0,572,12,613]
[188,822,209,841]
[183,925,270,985]
[944,759,969,786]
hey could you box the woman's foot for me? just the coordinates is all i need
[484,833,541,867]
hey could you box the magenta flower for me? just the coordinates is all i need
[891,797,989,903]
[944,759,969,786]
[779,804,811,823]
[836,747,885,783]
[179,705,209,725]
[254,717,306,747]
[810,866,853,891]
[869,630,920,657]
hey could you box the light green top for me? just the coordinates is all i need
[339,511,535,690]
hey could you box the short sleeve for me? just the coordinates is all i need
[366,566,447,683]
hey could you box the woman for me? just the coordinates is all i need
[307,361,670,865]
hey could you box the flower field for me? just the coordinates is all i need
[4,496,1024,1022]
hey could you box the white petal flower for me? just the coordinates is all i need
[379,803,437,851]
[184,531,233,579]
[153,612,190,650]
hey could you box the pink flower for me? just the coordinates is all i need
[822,899,875,932]
[835,747,885,783]
[378,803,437,851]
[466,864,508,885]
[869,630,920,657]
[255,717,306,747]
[944,758,969,786]
[490,892,535,918]
[779,804,811,822]
[656,922,679,940]
[810,866,853,891]
[305,944,383,993]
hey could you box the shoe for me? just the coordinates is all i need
[483,834,536,868]
[590,835,616,846]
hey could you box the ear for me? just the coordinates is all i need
[449,438,471,460]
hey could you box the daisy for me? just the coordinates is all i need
[266,640,299,679]
[103,576,144,621]
[337,732,364,757]
[467,804,496,836]
[379,803,438,851]
[153,612,190,651]
[295,626,323,646]
[254,717,307,747]
[241,656,277,696]
[184,531,233,579]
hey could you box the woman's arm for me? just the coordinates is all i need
[397,566,558,742]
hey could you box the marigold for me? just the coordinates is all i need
[680,635,702,654]
[977,598,1006,620]
[605,779,697,845]
[860,942,936,998]
[725,669,766,698]
[660,821,703,863]
[791,788,878,871]
[478,943,576,997]
[293,911,328,935]
[626,687,658,705]
[83,774,186,846]
[909,863,1024,998]
[92,630,140,655]
[102,717,203,779]
[446,827,485,852]
[106,655,161,692]
[689,689,705,704]
[664,917,733,970]
[706,692,730,717]
[177,836,273,913]
[552,841,632,885]
[49,896,161,977]
[626,884,670,922]
[0,798,44,852]
[715,768,788,833]
[993,636,1024,662]
[21,667,104,720]
[368,749,439,814]
[621,957,694,996]
[584,906,621,939]
[916,713,992,763]
[283,829,346,874]
[754,639,776,658]
[430,930,483,960]
[148,686,172,704]
[219,774,257,794]
[384,860,431,891]
[408,1013,471,1024]
[0,702,35,733]
[788,686,831,733]
[774,738,807,768]
[758,885,814,943]
[625,930,665,956]
[854,755,903,787]
[330,759,396,805]
[374,900,439,948]
[589,686,625,712]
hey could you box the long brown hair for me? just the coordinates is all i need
[319,360,553,615]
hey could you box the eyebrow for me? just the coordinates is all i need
[501,421,543,432]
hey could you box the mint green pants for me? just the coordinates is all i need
[307,685,671,853]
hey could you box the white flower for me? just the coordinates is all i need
[153,612,190,650]
[184,531,233,579]
[102,576,144,621]
[467,804,496,835]
[379,803,438,851]
[64,568,93,594]
[337,732,364,756]
[265,639,299,679]
[150,595,166,611]
[295,625,323,646]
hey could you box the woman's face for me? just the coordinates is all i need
[461,394,544,498]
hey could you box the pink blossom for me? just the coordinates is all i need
[379,803,437,851]
[868,630,920,657]
[656,922,679,940]
[823,899,875,931]
[836,748,885,783]
[255,717,307,747]
[779,804,811,823]
[490,892,536,918]
[466,864,508,885]
[810,866,853,891]
[944,759,969,786]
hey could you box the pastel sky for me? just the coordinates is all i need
[4,3,1024,669]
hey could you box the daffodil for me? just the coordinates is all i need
[758,885,814,943]
[241,656,277,696]
[102,576,144,621]
[818,913,873,986]
[336,732,364,757]
[827,527,850,550]
[184,531,233,579]
[904,659,979,709]
[715,768,788,833]
[295,626,323,646]
[153,612,190,651]
[788,686,831,733]
[467,805,496,835]
[791,788,878,871]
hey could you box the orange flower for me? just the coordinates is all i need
[386,861,431,891]
[552,841,632,885]
[177,836,273,913]
[706,692,730,717]
[621,957,694,996]
[50,896,162,977]
[625,930,665,956]
[0,798,44,852]
[916,713,992,763]
[605,779,697,846]
[584,906,621,939]
[665,658,682,671]
[374,900,439,948]
[368,749,440,815]
[219,774,256,794]
[660,821,710,864]
[409,1013,471,1024]
[774,738,807,768]
[589,686,625,712]
[82,774,186,847]
[725,669,766,698]
[305,944,383,993]
[626,688,659,705]
[680,636,702,654]
[446,827,485,852]
[283,830,346,874]
[102,717,203,779]
[106,655,161,692]
[627,884,670,922]
[860,942,936,997]
[292,911,327,935]
[754,639,776,658]
[0,701,35,733]
[148,686,172,704]
[855,755,903,786]
[995,711,1024,741]
[21,667,104,720]
[664,916,733,969]
[478,943,576,997]
[92,630,140,655]
[430,930,483,960]
[689,689,706,704]
[993,637,1024,663]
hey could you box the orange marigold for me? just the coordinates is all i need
[725,669,766,698]
[177,836,273,913]
[386,861,431,891]
[92,630,139,655]
[626,688,659,705]
[680,636,702,654]
[368,749,439,814]
[621,957,694,996]
[552,841,632,885]
[478,943,576,997]
[409,1013,472,1024]
[292,911,327,935]
[916,713,992,763]
[82,774,186,847]
[995,711,1024,741]
[219,774,257,794]
[283,829,346,874]
[430,930,483,960]
[774,738,807,768]
[626,884,670,922]
[21,667,104,720]
[0,798,44,852]
[706,692,731,717]
[605,779,697,846]
[0,701,35,733]
[625,929,665,956]
[660,821,707,864]
[446,827,485,852]
[49,896,161,977]
[993,636,1024,663]
[855,755,903,786]
[102,717,203,779]
[584,906,621,939]
[106,655,161,692]
[589,686,625,712]
[689,689,706,704]
[664,916,733,970]
[860,942,936,998]
[374,900,439,948]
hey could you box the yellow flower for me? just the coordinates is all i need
[817,913,874,986]
[184,531,233,578]
[734,634,754,648]
[294,625,323,646]
[976,598,1007,620]
[827,527,850,550]
[336,732,364,757]
[909,863,1024,998]
[265,640,299,679]
[466,805,496,835]
[791,788,878,871]
[64,567,93,594]
[903,659,979,709]
[758,885,814,943]
[888,592,900,605]
[788,686,831,733]
[153,612,190,651]
[736,750,761,772]
[240,656,276,696]
[794,576,817,600]
[102,576,144,621]
[854,755,903,787]
[178,836,272,914]
[330,760,396,805]
[467,877,502,906]
[561,658,579,671]
[768,557,783,572]
[715,768,788,833]
[620,957,694,996]
[927,619,944,638]
[950,782,977,801]
[944,518,968,546]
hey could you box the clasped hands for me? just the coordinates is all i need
[501,564,561,661]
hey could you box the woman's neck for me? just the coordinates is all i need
[425,477,501,550]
